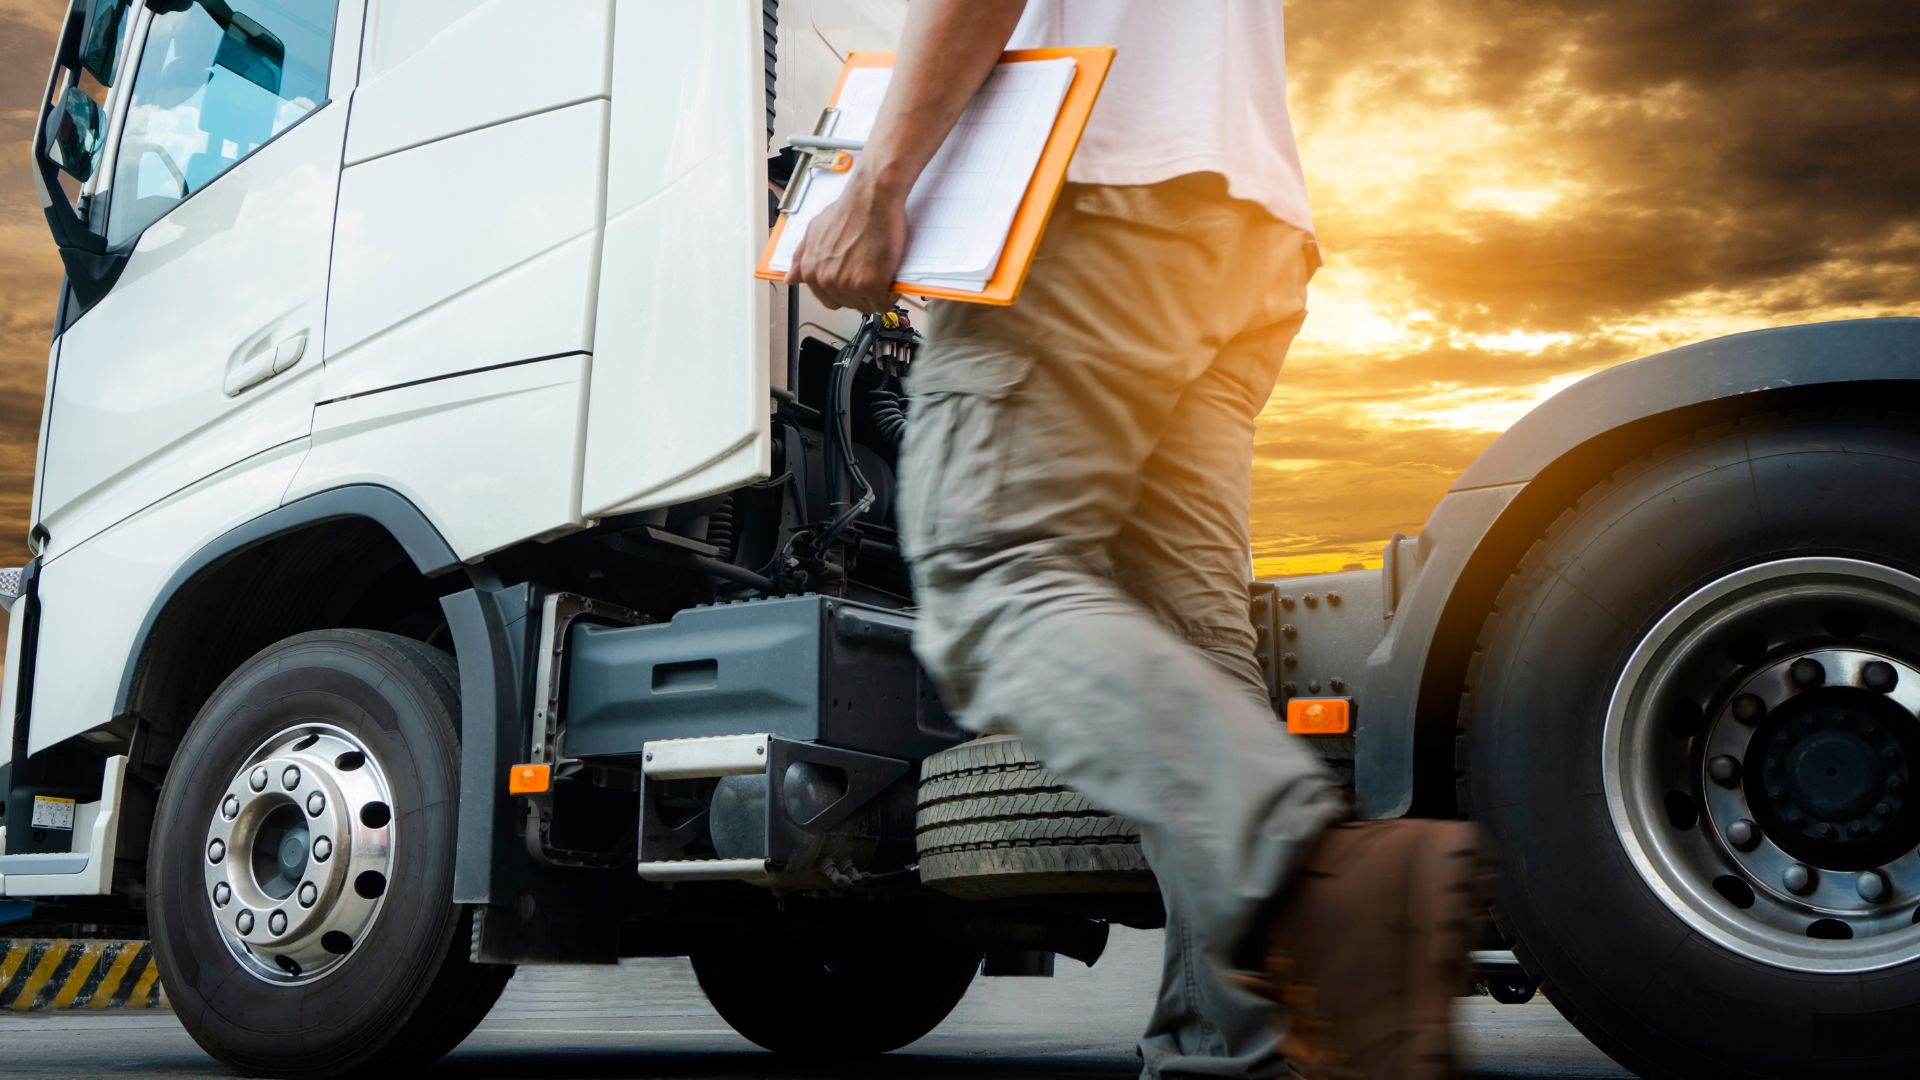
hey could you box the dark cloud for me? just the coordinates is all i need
[1287,0,1920,333]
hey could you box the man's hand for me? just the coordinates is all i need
[781,0,1027,312]
[787,174,908,312]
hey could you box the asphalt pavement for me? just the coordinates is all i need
[0,928,1631,1078]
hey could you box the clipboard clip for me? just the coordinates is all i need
[779,107,863,215]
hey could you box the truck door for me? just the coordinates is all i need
[34,0,347,557]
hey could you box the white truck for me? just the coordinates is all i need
[11,2,1920,1076]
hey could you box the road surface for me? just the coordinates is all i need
[0,928,1629,1078]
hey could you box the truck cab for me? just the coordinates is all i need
[10,2,1920,1077]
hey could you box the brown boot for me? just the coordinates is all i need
[1252,820,1491,1080]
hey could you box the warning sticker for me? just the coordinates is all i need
[31,796,76,831]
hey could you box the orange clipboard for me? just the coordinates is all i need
[755,46,1115,307]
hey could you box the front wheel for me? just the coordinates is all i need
[691,920,981,1056]
[1464,411,1920,1078]
[149,630,511,1077]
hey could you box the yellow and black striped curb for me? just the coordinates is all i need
[0,940,168,1011]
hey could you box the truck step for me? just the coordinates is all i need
[634,857,772,883]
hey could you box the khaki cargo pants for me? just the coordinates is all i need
[899,175,1345,1078]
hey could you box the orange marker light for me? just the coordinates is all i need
[830,149,855,173]
[1286,698,1351,735]
[508,763,551,795]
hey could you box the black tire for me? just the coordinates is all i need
[691,924,981,1055]
[1485,975,1539,1005]
[915,735,1154,899]
[1461,410,1920,1078]
[149,630,512,1077]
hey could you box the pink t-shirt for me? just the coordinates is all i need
[1007,0,1314,235]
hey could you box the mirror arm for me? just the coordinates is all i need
[35,4,127,309]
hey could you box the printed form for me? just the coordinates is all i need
[769,58,1078,292]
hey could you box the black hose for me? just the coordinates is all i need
[694,554,777,593]
[706,496,736,562]
[868,388,908,452]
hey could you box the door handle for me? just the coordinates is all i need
[224,330,307,395]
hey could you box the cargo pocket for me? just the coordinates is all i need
[898,348,1037,559]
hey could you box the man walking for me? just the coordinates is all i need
[788,3,1486,1077]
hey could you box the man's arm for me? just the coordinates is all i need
[787,0,1028,312]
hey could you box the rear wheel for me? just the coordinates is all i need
[691,922,981,1056]
[1463,411,1920,1078]
[149,630,511,1077]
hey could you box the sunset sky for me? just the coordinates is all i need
[0,0,1915,583]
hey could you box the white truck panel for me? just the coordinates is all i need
[34,104,344,561]
[287,354,590,561]
[325,101,609,402]
[28,338,56,539]
[27,442,311,756]
[347,0,613,166]
[0,589,24,771]
[582,1,771,517]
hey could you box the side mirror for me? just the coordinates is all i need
[35,2,129,308]
[50,87,105,183]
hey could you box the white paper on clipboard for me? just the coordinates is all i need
[769,58,1076,293]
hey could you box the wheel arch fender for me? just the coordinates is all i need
[1354,317,1920,817]
[109,483,544,914]
[115,485,472,764]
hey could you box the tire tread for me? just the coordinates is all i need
[914,736,1154,899]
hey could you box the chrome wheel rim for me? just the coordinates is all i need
[1606,557,1920,973]
[203,724,395,984]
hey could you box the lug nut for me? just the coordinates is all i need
[1814,822,1835,840]
[1768,785,1788,801]
[207,839,226,864]
[1877,803,1894,818]
[1785,808,1805,825]
[1885,747,1901,762]
[1858,871,1890,903]
[1733,694,1766,724]
[269,911,287,935]
[1890,776,1906,792]
[282,766,301,790]
[236,910,255,935]
[1708,756,1741,785]
[1864,661,1898,693]
[1848,821,1867,837]
[213,882,231,907]
[307,792,326,816]
[1784,864,1816,894]
[1791,657,1826,689]
[222,795,240,820]
[313,836,332,862]
[250,767,269,792]
[299,882,318,908]
[1727,819,1759,850]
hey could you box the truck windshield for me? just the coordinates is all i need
[105,0,334,247]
